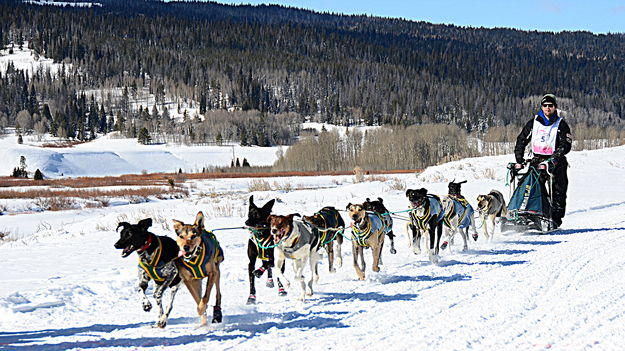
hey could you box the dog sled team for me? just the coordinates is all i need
[113,180,511,328]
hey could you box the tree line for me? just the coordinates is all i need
[1,0,625,171]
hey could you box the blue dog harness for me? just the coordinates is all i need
[410,196,444,230]
[179,230,224,279]
[351,211,386,247]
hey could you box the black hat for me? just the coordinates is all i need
[541,94,557,106]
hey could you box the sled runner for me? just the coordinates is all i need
[501,158,558,233]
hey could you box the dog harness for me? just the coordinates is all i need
[138,236,166,282]
[351,212,385,247]
[280,221,319,258]
[180,230,223,279]
[443,198,475,229]
[410,196,444,230]
[249,228,273,260]
[314,208,344,246]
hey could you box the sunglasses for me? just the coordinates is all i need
[542,103,554,108]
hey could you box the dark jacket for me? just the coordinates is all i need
[514,111,572,164]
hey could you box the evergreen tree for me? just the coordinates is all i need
[34,169,44,180]
[137,127,152,144]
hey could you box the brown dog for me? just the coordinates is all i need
[173,212,224,326]
[476,190,508,241]
[346,203,385,280]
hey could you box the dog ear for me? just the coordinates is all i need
[248,195,256,209]
[138,218,152,229]
[172,220,184,233]
[405,189,413,197]
[194,212,205,229]
[377,197,383,203]
[116,222,130,232]
[365,198,371,202]
[266,215,275,224]
[289,213,301,219]
[346,203,352,210]
[262,199,275,212]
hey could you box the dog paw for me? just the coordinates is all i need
[472,233,479,241]
[372,266,380,272]
[266,278,274,288]
[253,267,265,278]
[329,267,336,273]
[246,295,256,305]
[212,307,222,323]
[143,302,152,312]
[440,241,448,250]
[390,248,397,254]
[154,318,167,328]
[278,288,287,296]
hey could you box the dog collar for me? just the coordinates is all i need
[137,235,153,253]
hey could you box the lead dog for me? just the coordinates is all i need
[302,206,345,272]
[405,188,444,265]
[268,213,322,301]
[363,197,397,255]
[173,212,224,326]
[114,218,181,328]
[244,195,286,304]
[476,190,508,240]
[346,203,385,280]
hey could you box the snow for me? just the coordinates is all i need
[1,135,625,350]
[0,41,69,78]
[0,133,285,178]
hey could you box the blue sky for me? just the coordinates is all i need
[213,0,625,34]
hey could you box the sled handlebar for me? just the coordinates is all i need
[507,160,554,177]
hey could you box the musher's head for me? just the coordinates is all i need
[540,93,557,118]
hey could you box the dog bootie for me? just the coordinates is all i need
[212,306,222,323]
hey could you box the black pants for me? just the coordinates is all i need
[550,157,568,224]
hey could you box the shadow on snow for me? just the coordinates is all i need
[0,311,350,350]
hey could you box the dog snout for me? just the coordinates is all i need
[183,245,190,252]
[271,228,278,235]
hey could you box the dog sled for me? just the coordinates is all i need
[501,158,558,233]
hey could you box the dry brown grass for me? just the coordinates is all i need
[0,187,188,200]
[248,179,272,192]
[388,177,407,191]
[0,169,420,189]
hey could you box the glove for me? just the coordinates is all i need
[546,158,557,172]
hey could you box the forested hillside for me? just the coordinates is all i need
[1,0,625,152]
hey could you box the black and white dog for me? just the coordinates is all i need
[114,218,181,328]
[302,206,345,273]
[405,188,444,265]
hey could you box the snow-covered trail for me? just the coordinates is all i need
[2,146,625,350]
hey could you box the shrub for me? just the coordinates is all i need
[34,169,44,180]
[248,179,272,192]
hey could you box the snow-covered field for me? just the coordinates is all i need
[0,133,284,178]
[1,137,625,350]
